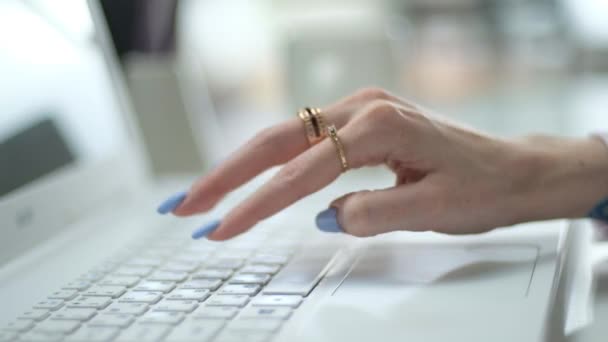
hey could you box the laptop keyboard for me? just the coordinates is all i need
[1,224,337,342]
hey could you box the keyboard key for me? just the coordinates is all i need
[207,258,244,270]
[62,281,92,291]
[152,300,198,313]
[205,295,249,308]
[263,248,334,296]
[51,308,97,321]
[115,324,171,342]
[229,274,270,285]
[240,264,280,275]
[124,257,164,268]
[113,266,154,277]
[165,289,210,301]
[118,291,161,304]
[15,331,63,342]
[99,276,139,287]
[251,295,302,308]
[133,281,175,293]
[78,272,105,282]
[48,289,78,301]
[240,307,292,320]
[88,313,134,328]
[191,306,238,320]
[82,285,126,298]
[148,271,188,282]
[214,331,272,342]
[63,326,120,342]
[226,319,282,332]
[67,296,112,309]
[0,331,17,342]
[192,269,233,280]
[34,320,80,334]
[164,320,225,342]
[33,300,63,311]
[250,254,289,265]
[3,320,33,332]
[218,284,260,296]
[179,279,222,291]
[18,309,50,321]
[139,311,184,325]
[162,261,199,273]
[104,302,149,316]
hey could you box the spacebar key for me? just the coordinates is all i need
[262,247,336,296]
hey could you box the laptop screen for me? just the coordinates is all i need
[0,0,130,198]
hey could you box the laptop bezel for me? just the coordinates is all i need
[0,0,151,264]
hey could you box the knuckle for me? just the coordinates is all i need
[356,87,391,101]
[276,163,304,189]
[361,100,398,124]
[251,126,280,150]
[342,193,374,237]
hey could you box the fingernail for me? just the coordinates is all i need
[157,191,188,214]
[316,208,343,233]
[192,219,221,239]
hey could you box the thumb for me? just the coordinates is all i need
[315,184,432,237]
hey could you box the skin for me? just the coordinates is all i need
[171,87,608,240]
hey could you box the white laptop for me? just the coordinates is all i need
[0,1,581,342]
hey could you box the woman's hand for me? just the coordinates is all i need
[159,88,608,240]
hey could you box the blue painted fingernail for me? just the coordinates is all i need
[316,208,343,233]
[157,191,187,214]
[192,220,221,239]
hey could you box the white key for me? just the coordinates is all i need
[88,313,134,328]
[51,308,97,321]
[205,295,249,307]
[83,285,126,298]
[192,269,233,280]
[78,272,105,282]
[3,320,33,332]
[115,324,171,342]
[240,307,292,320]
[139,311,184,325]
[152,300,198,313]
[218,284,260,296]
[191,306,238,320]
[119,291,162,304]
[67,296,112,309]
[147,271,188,282]
[179,279,222,291]
[63,326,119,342]
[250,254,289,265]
[165,289,210,301]
[263,248,334,296]
[124,257,163,268]
[15,331,63,341]
[0,331,17,342]
[251,295,302,308]
[162,261,199,273]
[226,319,282,332]
[18,309,50,321]
[207,258,243,270]
[214,331,272,342]
[113,266,154,277]
[164,320,225,342]
[33,300,63,311]
[104,302,149,316]
[48,289,78,300]
[171,254,211,264]
[34,320,80,334]
[240,264,280,275]
[133,281,175,293]
[62,281,92,291]
[229,274,270,285]
[99,276,140,287]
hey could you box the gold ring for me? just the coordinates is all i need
[327,125,348,171]
[298,107,327,146]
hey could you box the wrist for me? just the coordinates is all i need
[506,135,608,223]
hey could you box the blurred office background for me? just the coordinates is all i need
[19,0,608,174]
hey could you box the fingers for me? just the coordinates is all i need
[320,183,434,237]
[207,116,390,240]
[173,87,399,216]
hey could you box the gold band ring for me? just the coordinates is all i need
[327,125,348,171]
[298,107,327,146]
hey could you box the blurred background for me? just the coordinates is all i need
[3,0,608,177]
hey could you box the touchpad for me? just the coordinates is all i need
[333,243,538,299]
